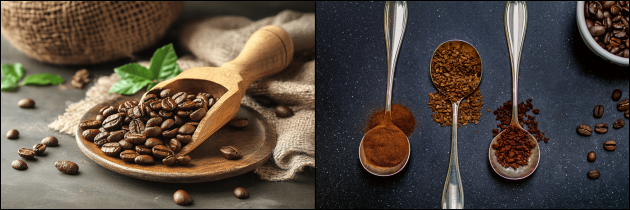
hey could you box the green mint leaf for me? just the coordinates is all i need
[1,63,24,81]
[149,43,182,81]
[109,79,151,95]
[147,82,159,92]
[114,63,155,82]
[1,77,19,91]
[19,73,65,86]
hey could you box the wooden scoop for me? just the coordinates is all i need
[141,25,293,156]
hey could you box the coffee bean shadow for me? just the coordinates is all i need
[486,160,536,185]
[35,153,49,158]
[569,23,629,79]
[357,152,411,183]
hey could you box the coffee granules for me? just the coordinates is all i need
[430,44,482,102]
[363,113,409,167]
[492,99,549,143]
[366,104,416,136]
[492,124,536,169]
[428,88,484,127]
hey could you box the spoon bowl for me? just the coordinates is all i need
[359,122,410,176]
[488,126,539,180]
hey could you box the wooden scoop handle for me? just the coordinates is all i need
[222,25,294,96]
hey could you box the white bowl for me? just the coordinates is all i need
[576,1,629,67]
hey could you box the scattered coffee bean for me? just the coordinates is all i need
[612,89,622,101]
[152,145,174,159]
[577,124,593,136]
[588,151,596,162]
[33,143,46,155]
[234,187,249,199]
[55,161,79,175]
[593,105,604,118]
[275,105,294,118]
[41,136,58,146]
[173,190,192,205]
[18,98,35,108]
[80,120,102,130]
[594,123,609,134]
[229,117,248,128]
[177,155,191,166]
[626,110,629,118]
[102,143,122,157]
[6,129,19,139]
[120,150,140,162]
[221,146,240,160]
[618,99,629,111]
[604,140,617,151]
[163,155,176,166]
[18,148,36,159]
[532,109,539,114]
[587,170,600,179]
[135,155,155,165]
[12,160,27,170]
[613,119,625,129]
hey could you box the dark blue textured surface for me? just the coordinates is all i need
[315,1,629,209]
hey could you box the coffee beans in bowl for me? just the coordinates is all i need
[577,1,629,66]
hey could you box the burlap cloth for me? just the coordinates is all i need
[49,10,315,181]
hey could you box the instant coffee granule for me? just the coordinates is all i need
[365,104,416,136]
[492,99,549,143]
[428,88,484,127]
[430,44,482,102]
[492,124,536,169]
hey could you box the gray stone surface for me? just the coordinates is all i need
[1,2,314,209]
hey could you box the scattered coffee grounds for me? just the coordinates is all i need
[532,109,539,114]
[366,104,416,136]
[363,116,409,168]
[71,69,90,89]
[492,124,536,169]
[428,88,483,127]
[492,99,550,143]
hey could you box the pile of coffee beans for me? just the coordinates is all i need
[80,88,217,166]
[583,1,630,58]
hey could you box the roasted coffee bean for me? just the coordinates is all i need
[159,110,173,119]
[593,105,604,118]
[192,98,207,110]
[220,146,240,160]
[185,122,199,127]
[169,139,182,153]
[136,145,153,155]
[177,110,193,118]
[119,140,134,150]
[41,136,58,146]
[253,95,276,107]
[588,151,596,162]
[33,144,46,155]
[174,115,186,127]
[161,119,175,130]
[162,98,177,112]
[132,105,146,119]
[149,101,163,111]
[187,94,197,101]
[146,117,163,127]
[120,150,139,162]
[275,105,294,118]
[178,101,196,111]
[612,89,622,101]
[626,110,629,118]
[129,119,145,134]
[82,129,101,141]
[163,155,177,166]
[55,161,79,175]
[234,187,249,199]
[18,148,36,159]
[177,134,192,144]
[229,117,248,128]
[102,106,118,118]
[103,113,124,130]
[93,131,109,144]
[99,106,113,116]
[143,94,158,104]
[102,143,122,157]
[149,111,161,119]
[18,98,35,108]
[173,190,192,205]
[177,155,191,166]
[135,155,154,165]
[577,124,593,136]
[153,145,174,159]
[124,116,132,124]
[107,130,125,143]
[145,138,164,148]
[613,119,625,129]
[12,160,27,170]
[172,92,188,104]
[99,127,108,133]
[588,170,600,179]
[190,108,207,121]
[144,126,162,138]
[162,128,179,138]
[618,99,629,111]
[6,129,19,139]
[160,89,175,98]
[604,140,617,151]
[595,123,609,134]
[179,124,196,135]
[80,120,102,130]
[126,133,147,145]
[590,25,607,36]
[96,115,105,122]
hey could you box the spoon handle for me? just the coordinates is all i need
[441,102,464,209]
[384,1,407,112]
[505,1,527,125]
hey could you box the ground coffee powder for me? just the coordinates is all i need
[365,104,416,136]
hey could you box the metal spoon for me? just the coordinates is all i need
[358,1,409,176]
[488,1,539,180]
[430,40,482,209]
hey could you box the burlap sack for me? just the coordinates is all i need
[49,10,315,181]
[0,1,184,65]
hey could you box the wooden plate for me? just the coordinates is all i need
[75,96,276,183]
